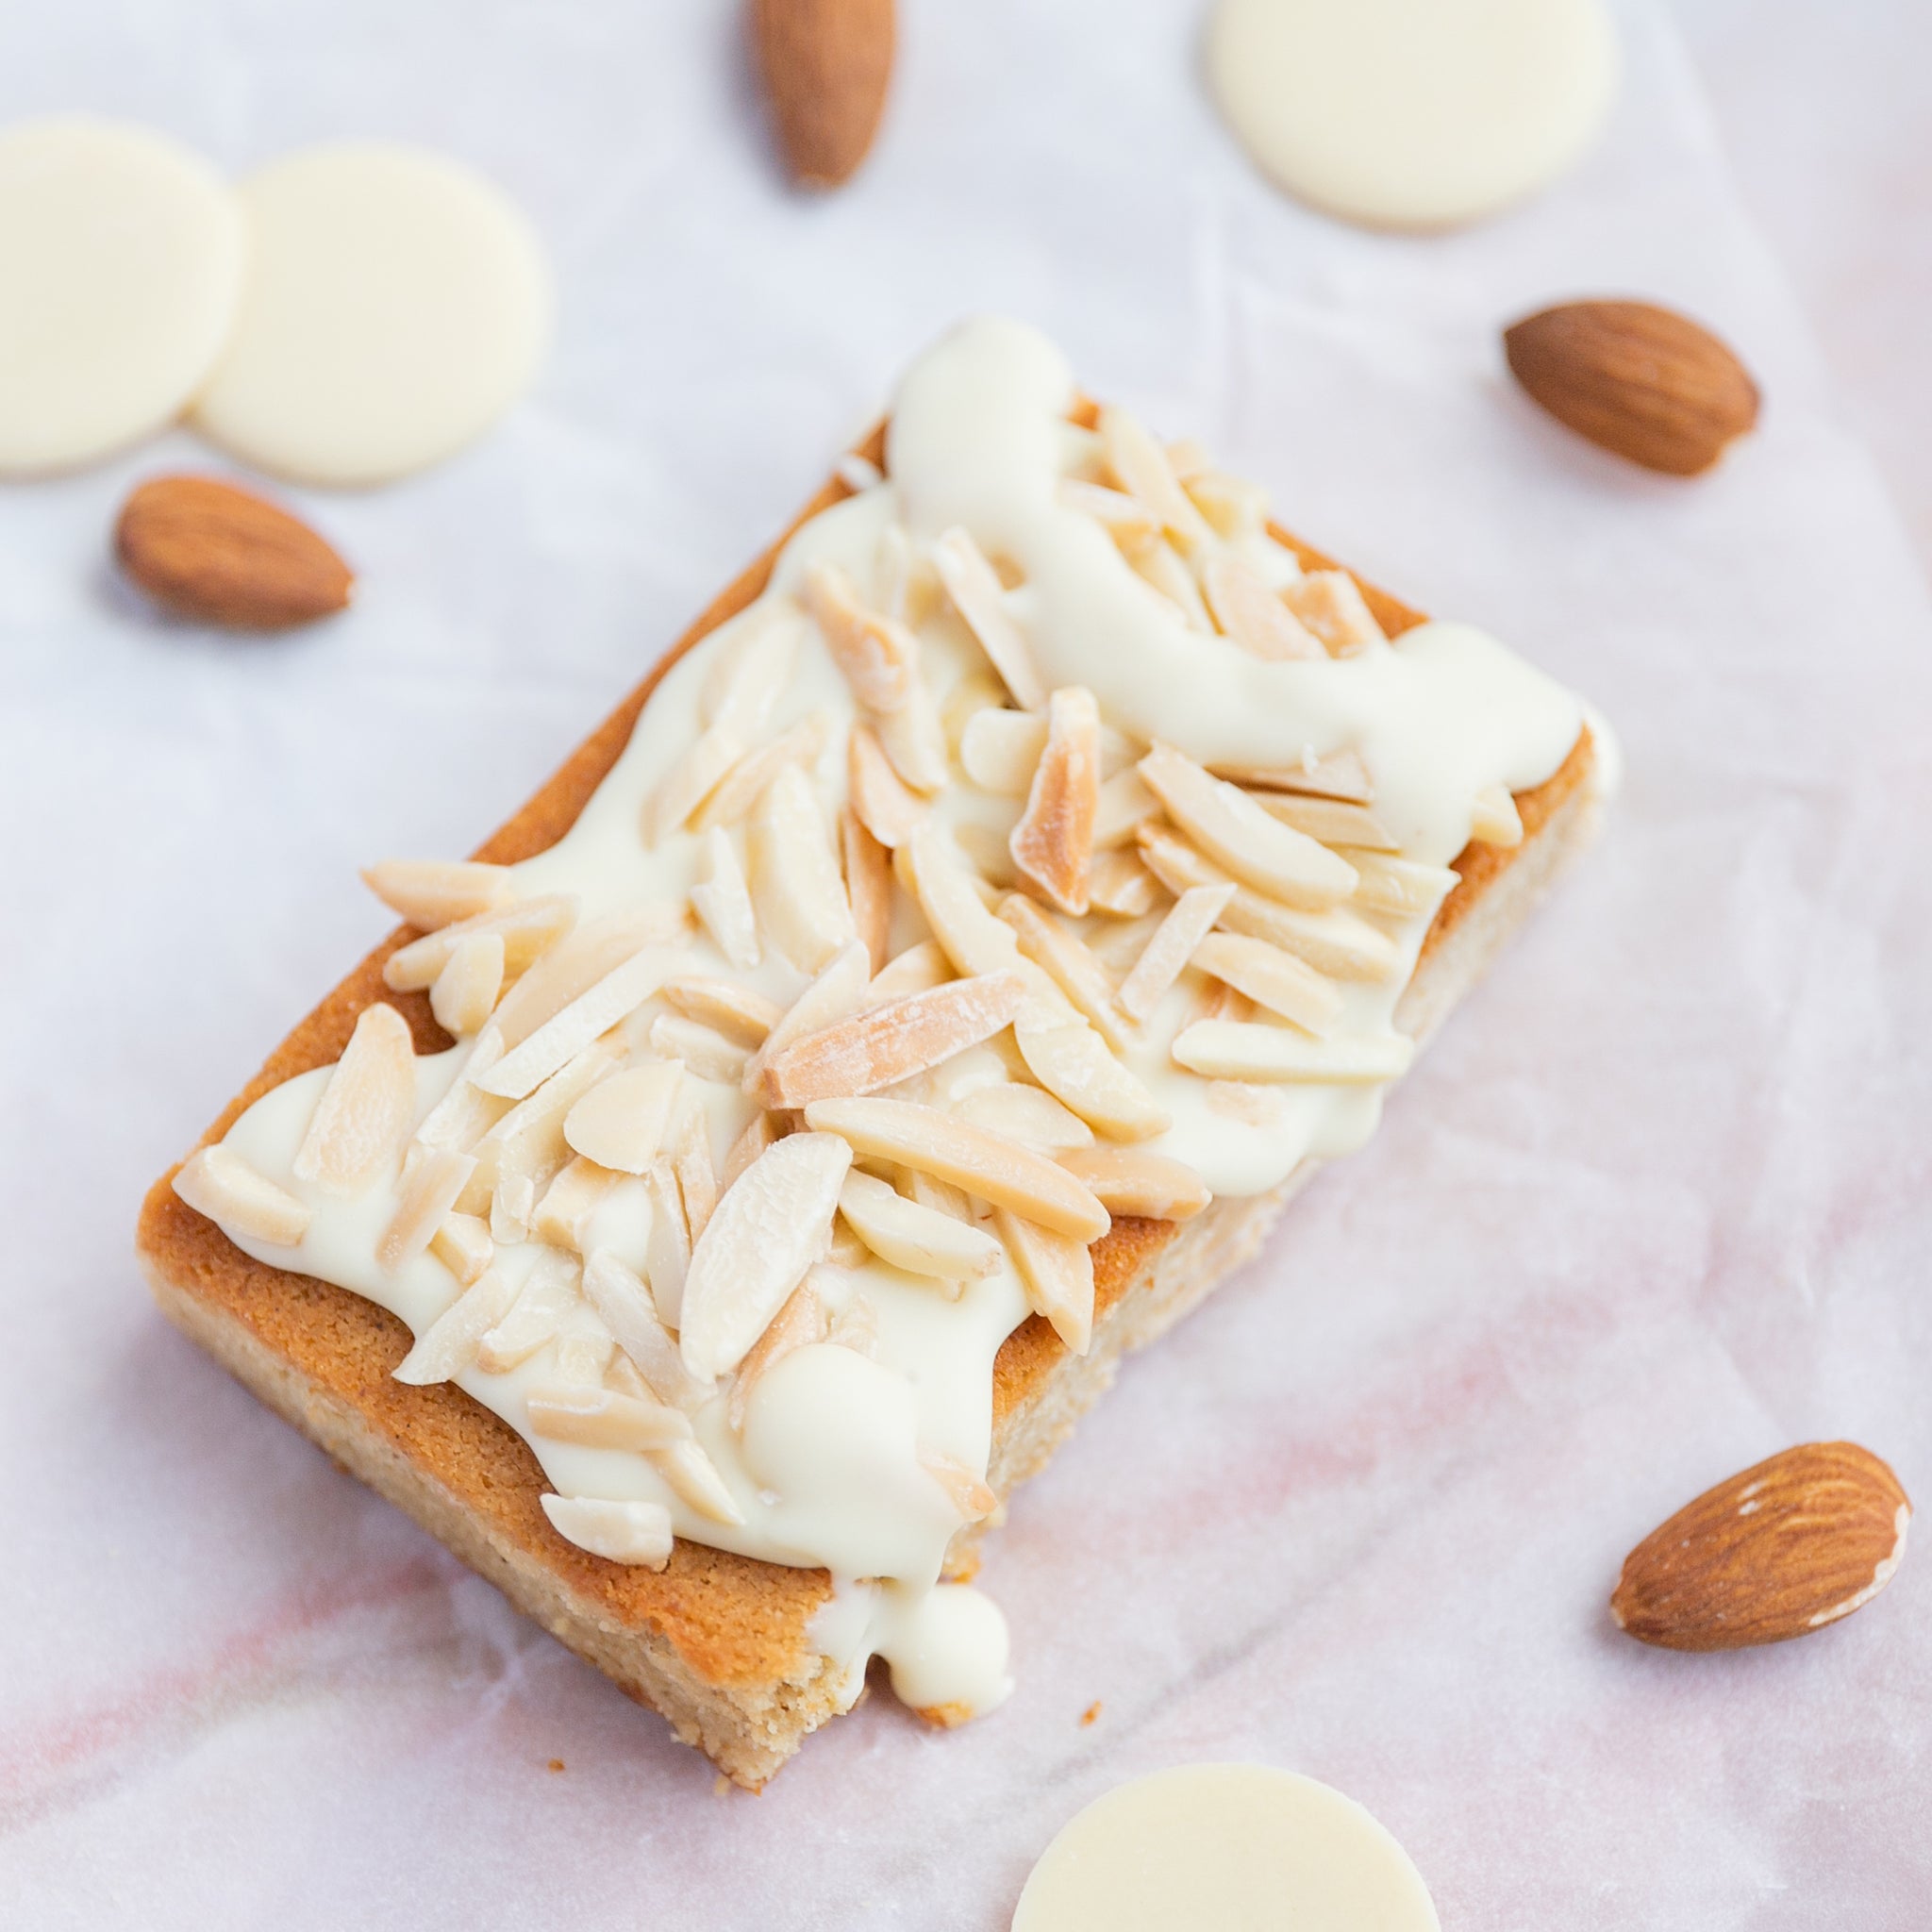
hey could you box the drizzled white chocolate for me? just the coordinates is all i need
[190,318,1588,1726]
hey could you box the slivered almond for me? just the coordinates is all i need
[1124,532,1211,629]
[1086,848,1160,917]
[1341,849,1461,919]
[1139,743,1357,909]
[378,1147,476,1270]
[646,1019,740,1095]
[361,859,514,932]
[1192,931,1342,1036]
[1010,685,1101,915]
[1209,746,1374,805]
[690,827,760,971]
[827,1287,878,1357]
[429,931,505,1038]
[1182,468,1269,540]
[540,1495,673,1569]
[1093,768,1160,850]
[1011,1010,1169,1141]
[838,1169,1004,1280]
[393,1267,518,1385]
[847,723,927,848]
[1202,555,1325,662]
[1058,476,1158,542]
[956,821,1020,891]
[992,1208,1094,1355]
[525,1384,692,1451]
[653,1438,745,1525]
[726,1281,827,1430]
[1136,823,1400,980]
[470,1039,626,1208]
[1115,883,1234,1023]
[956,1083,1094,1152]
[1058,1146,1209,1221]
[840,806,894,974]
[490,1171,536,1243]
[932,526,1046,710]
[671,1104,719,1242]
[292,1002,416,1196]
[431,1210,493,1287]
[477,1253,582,1373]
[677,1132,852,1379]
[1165,438,1209,479]
[749,761,857,972]
[583,1249,713,1411]
[745,938,873,1090]
[383,893,578,993]
[1249,791,1398,851]
[554,1324,615,1388]
[900,822,1041,988]
[645,724,743,843]
[1206,1078,1288,1128]
[960,706,1044,795]
[489,908,677,1053]
[862,939,952,1008]
[900,1169,978,1226]
[921,1451,997,1522]
[1282,571,1385,657]
[701,600,801,741]
[643,1159,691,1329]
[1099,405,1209,546]
[477,947,664,1101]
[874,521,912,618]
[722,1109,780,1188]
[1470,783,1524,848]
[533,1156,621,1252]
[173,1144,312,1247]
[1172,1020,1414,1084]
[659,977,783,1046]
[803,1096,1108,1241]
[996,894,1129,1050]
[755,971,1027,1108]
[692,710,832,835]
[805,561,918,713]
[872,675,950,795]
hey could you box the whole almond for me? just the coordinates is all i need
[1504,299,1760,475]
[1612,1441,1910,1652]
[750,0,894,189]
[116,475,354,630]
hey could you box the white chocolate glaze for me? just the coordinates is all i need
[199,318,1589,1728]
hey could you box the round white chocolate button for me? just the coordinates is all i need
[1208,0,1618,231]
[0,117,243,475]
[1011,1763,1439,1932]
[192,142,550,486]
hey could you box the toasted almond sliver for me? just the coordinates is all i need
[840,806,893,976]
[1011,1010,1169,1142]
[1135,822,1400,981]
[649,1013,749,1086]
[959,706,1045,796]
[692,709,832,837]
[525,1384,692,1451]
[1201,554,1325,663]
[490,1170,536,1243]
[701,600,801,741]
[1099,405,1209,547]
[1139,743,1357,910]
[847,723,928,849]
[1114,883,1235,1024]
[726,1281,827,1431]
[393,1266,518,1385]
[540,1494,673,1569]
[671,1100,720,1244]
[1172,1020,1415,1084]
[1469,783,1524,848]
[805,561,919,713]
[993,895,1129,1051]
[874,520,912,617]
[292,1003,416,1196]
[932,526,1047,711]
[1057,476,1159,543]
[477,947,664,1101]
[1248,791,1398,851]
[803,1096,1108,1242]
[477,1252,582,1374]
[1093,768,1161,850]
[173,1144,312,1247]
[1086,847,1160,918]
[378,1147,477,1270]
[430,1210,494,1287]
[920,1450,997,1522]
[474,1038,626,1205]
[1057,1146,1209,1222]
[645,724,743,845]
[873,673,950,795]
[581,1248,713,1411]
[755,971,1028,1109]
[652,1438,745,1525]
[1191,931,1342,1036]
[1210,746,1374,805]
[992,1208,1094,1355]
[1182,467,1269,540]
[838,1169,1004,1281]
[1124,532,1211,629]
[563,1060,684,1174]
[721,1108,779,1189]
[690,826,760,972]
[1339,849,1462,919]
[642,1158,692,1330]
[533,1156,622,1253]
[383,893,580,993]
[956,1083,1094,1153]
[1009,685,1101,915]
[900,820,1047,995]
[677,1133,853,1380]
[1281,570,1386,657]
[429,931,505,1039]
[362,859,515,933]
[489,908,677,1054]
[748,762,857,973]
[860,941,951,1010]
[744,938,873,1092]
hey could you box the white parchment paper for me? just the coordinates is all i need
[2,2,1928,1924]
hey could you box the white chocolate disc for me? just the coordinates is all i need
[1208,0,1618,231]
[0,118,242,475]
[1011,1764,1440,1932]
[192,142,550,486]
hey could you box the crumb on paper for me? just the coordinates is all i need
[1080,1701,1103,1727]
[547,1758,565,1773]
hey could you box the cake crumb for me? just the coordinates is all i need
[715,1774,733,1797]
[547,1758,565,1773]
[1080,1701,1103,1727]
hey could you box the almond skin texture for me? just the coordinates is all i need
[1504,299,1760,476]
[750,0,894,189]
[116,475,354,629]
[1611,1441,1911,1652]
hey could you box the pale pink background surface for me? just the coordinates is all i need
[2,3,1928,1926]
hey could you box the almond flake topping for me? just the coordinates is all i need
[652,1437,745,1525]
[1182,468,1269,540]
[1211,745,1374,804]
[1248,791,1398,851]
[846,723,928,849]
[648,1013,750,1087]
[670,1102,720,1242]
[581,1248,714,1412]
[1057,477,1158,543]
[1057,1146,1210,1222]
[645,724,743,844]
[393,1267,517,1386]
[532,1156,621,1253]
[700,600,801,741]
[1341,850,1461,919]
[996,894,1129,1050]
[378,1147,476,1270]
[173,1144,312,1247]
[1281,571,1386,658]
[525,1384,693,1452]
[805,560,920,714]
[1171,1020,1415,1085]
[837,1169,1005,1282]
[1086,848,1160,917]
[1009,685,1101,915]
[1093,768,1161,850]
[726,1280,827,1431]
[1202,555,1325,663]
[1099,405,1209,547]
[748,762,857,973]
[691,710,833,836]
[642,1159,691,1329]
[383,892,579,993]
[476,945,665,1101]
[677,1132,853,1381]
[1191,931,1343,1036]
[860,939,953,1009]
[1469,783,1524,848]
[430,1210,493,1287]
[959,705,1045,795]
[956,1083,1094,1153]
[689,827,760,971]
[921,1450,997,1522]
[429,931,505,1039]
[470,1038,625,1211]
[362,858,515,933]
[841,806,894,975]
[1011,1010,1169,1142]
[292,1002,416,1197]
[658,977,783,1046]
[744,938,874,1091]
[932,526,1047,710]
[992,1208,1095,1355]
[540,1495,673,1570]
[1124,531,1211,630]
[721,1108,780,1188]
[1114,882,1235,1024]
[488,908,679,1053]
